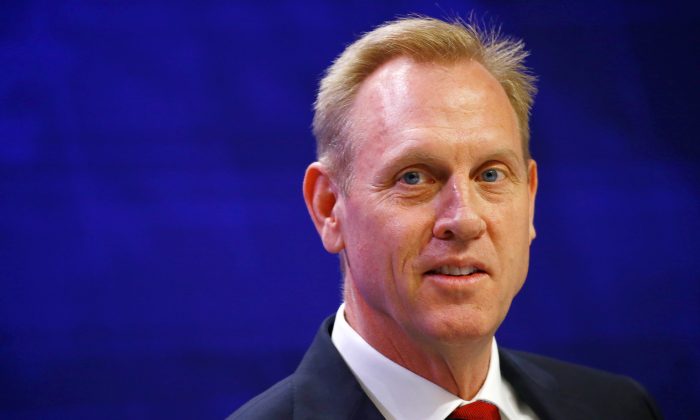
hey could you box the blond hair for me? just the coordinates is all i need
[312,15,537,189]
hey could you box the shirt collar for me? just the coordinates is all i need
[331,303,522,420]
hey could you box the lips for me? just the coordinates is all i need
[427,265,481,276]
[425,264,486,277]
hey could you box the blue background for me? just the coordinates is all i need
[1,1,698,418]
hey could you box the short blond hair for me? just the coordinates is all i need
[312,15,537,189]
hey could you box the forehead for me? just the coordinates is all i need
[347,57,521,163]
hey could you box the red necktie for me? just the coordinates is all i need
[446,401,501,420]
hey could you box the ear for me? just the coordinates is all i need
[527,159,538,242]
[303,162,345,254]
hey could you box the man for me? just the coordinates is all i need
[231,16,661,420]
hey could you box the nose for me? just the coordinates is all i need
[432,179,486,241]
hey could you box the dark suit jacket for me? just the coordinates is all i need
[230,316,662,419]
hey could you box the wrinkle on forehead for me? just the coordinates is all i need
[353,56,515,135]
[347,55,522,174]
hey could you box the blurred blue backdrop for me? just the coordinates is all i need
[1,1,698,418]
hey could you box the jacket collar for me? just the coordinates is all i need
[294,315,599,420]
[292,315,384,419]
[499,349,598,420]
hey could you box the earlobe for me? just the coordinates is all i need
[527,159,538,242]
[303,163,345,253]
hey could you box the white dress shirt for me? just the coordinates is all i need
[331,304,538,420]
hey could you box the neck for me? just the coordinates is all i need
[343,289,493,400]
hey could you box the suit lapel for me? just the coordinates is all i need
[500,349,597,420]
[292,316,384,420]
[293,317,604,420]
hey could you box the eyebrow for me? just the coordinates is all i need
[373,144,528,183]
[377,148,448,178]
[382,145,524,168]
[479,148,524,165]
[385,149,445,166]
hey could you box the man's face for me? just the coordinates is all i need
[335,57,537,345]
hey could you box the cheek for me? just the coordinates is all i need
[502,210,533,295]
[487,199,532,265]
[342,205,396,277]
[360,202,435,244]
[488,194,531,234]
[386,209,436,261]
[353,208,435,291]
[344,194,436,259]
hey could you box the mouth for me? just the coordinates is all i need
[422,264,488,287]
[425,265,485,277]
[425,265,484,277]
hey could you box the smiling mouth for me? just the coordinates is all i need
[425,265,485,276]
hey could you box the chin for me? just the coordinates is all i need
[410,307,500,344]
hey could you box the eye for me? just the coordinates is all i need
[399,170,425,185]
[480,168,505,183]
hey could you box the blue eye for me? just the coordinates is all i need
[400,171,423,185]
[480,168,503,182]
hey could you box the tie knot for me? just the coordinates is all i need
[447,401,501,420]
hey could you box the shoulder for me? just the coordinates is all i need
[501,349,662,419]
[228,315,385,420]
[504,349,625,381]
[227,375,294,419]
[504,348,643,389]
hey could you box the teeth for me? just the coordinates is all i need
[435,265,478,276]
